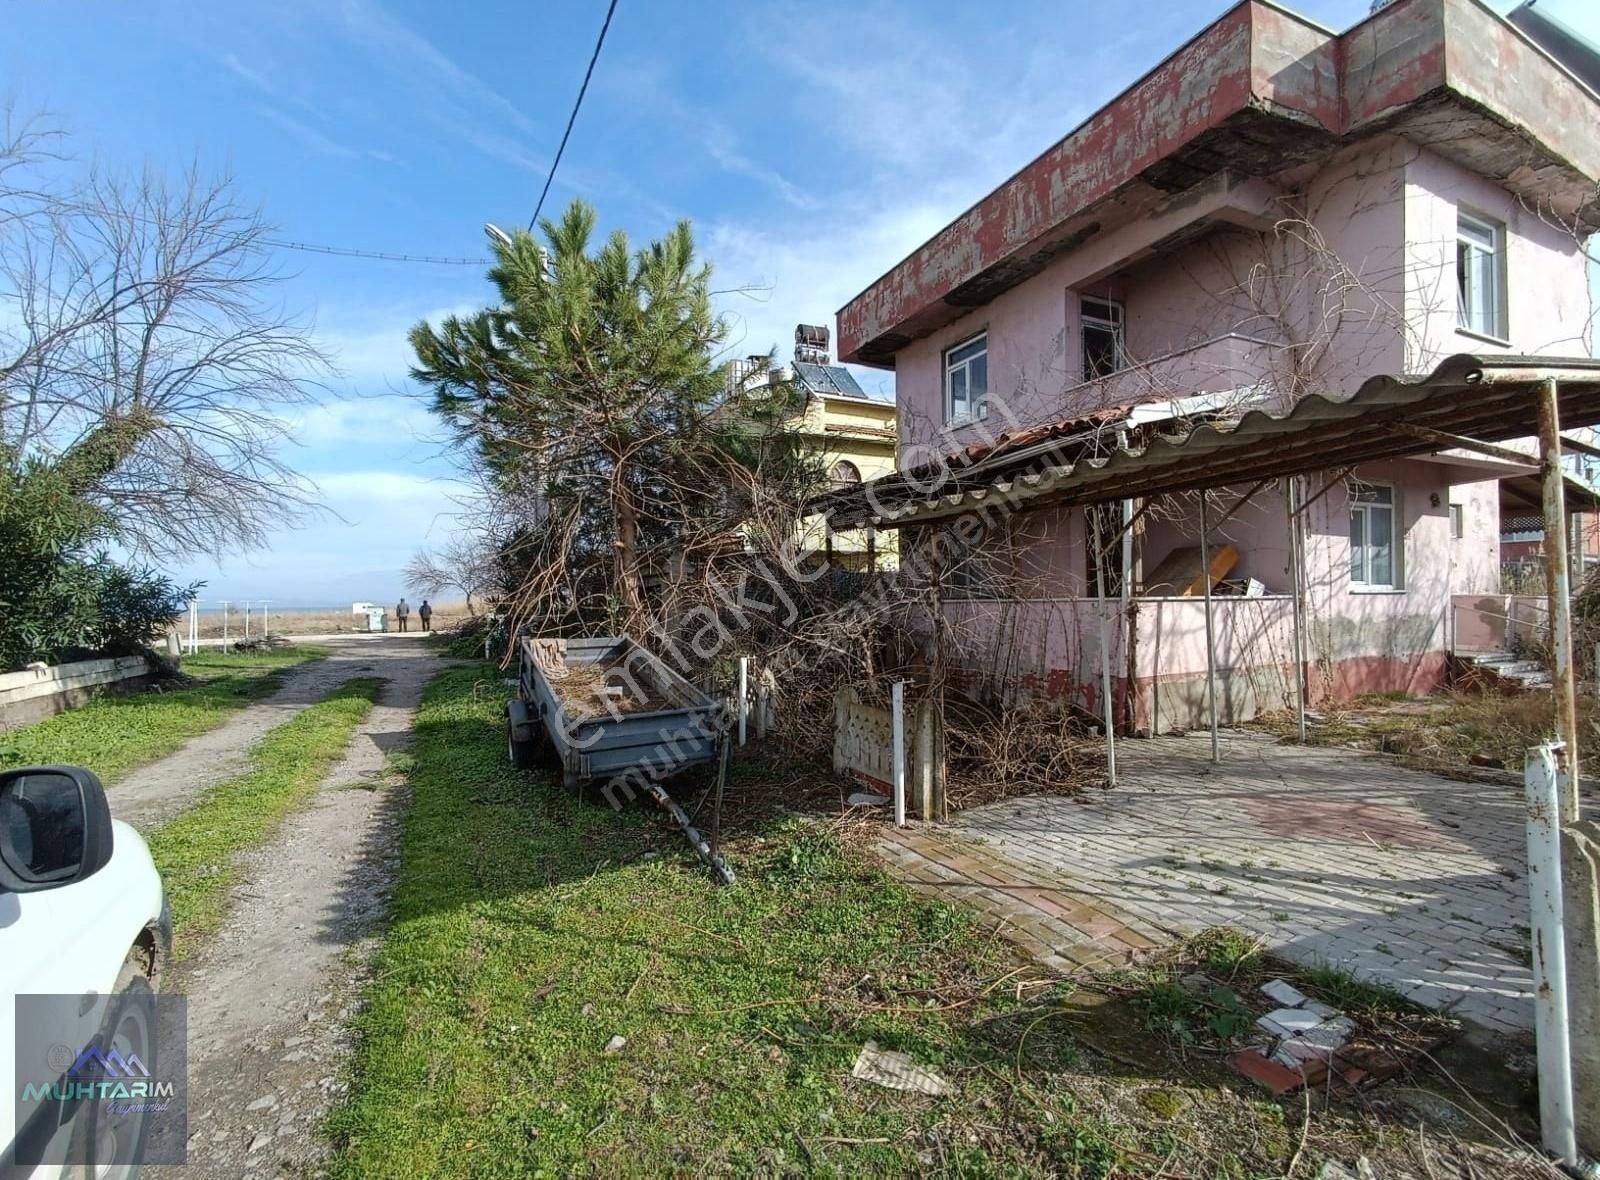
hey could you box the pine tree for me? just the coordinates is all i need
[411,200,816,631]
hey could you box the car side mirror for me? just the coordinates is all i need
[0,766,115,893]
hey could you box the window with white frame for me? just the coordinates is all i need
[1456,211,1506,340]
[1080,296,1125,380]
[1449,502,1464,540]
[1349,483,1401,589]
[943,332,988,422]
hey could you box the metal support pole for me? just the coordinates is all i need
[891,679,907,828]
[1526,742,1578,1166]
[220,601,230,650]
[916,704,934,823]
[1538,378,1581,822]
[242,602,250,641]
[737,656,749,747]
[1199,492,1219,763]
[261,600,271,639]
[1090,509,1117,785]
[1122,497,1135,734]
[1286,477,1308,745]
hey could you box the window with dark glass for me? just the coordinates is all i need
[943,332,988,422]
[1080,296,1125,380]
[1349,483,1400,589]
[1456,211,1506,339]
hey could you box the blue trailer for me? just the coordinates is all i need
[505,634,734,883]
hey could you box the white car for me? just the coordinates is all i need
[0,765,172,1178]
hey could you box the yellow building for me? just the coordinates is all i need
[723,326,898,570]
[788,359,898,570]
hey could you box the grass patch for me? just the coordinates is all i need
[148,676,380,954]
[0,646,328,782]
[1299,964,1422,1017]
[1258,688,1600,779]
[325,670,1534,1178]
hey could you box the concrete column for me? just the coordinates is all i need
[1563,819,1600,1158]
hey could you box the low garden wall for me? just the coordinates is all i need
[0,655,152,733]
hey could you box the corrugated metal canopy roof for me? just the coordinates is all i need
[817,354,1600,529]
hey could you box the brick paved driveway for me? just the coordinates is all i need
[886,731,1535,1033]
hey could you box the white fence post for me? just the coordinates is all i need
[737,656,749,747]
[916,703,933,823]
[1526,741,1578,1166]
[891,680,907,829]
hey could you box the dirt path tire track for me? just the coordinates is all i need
[141,640,451,1177]
[109,641,431,832]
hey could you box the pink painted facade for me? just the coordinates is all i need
[839,0,1599,728]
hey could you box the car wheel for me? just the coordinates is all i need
[64,959,156,1180]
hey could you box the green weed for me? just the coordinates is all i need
[148,676,380,954]
[0,646,327,781]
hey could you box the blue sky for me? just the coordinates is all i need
[6,0,1596,606]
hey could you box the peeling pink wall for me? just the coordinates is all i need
[893,138,1592,467]
[1402,146,1594,365]
[936,455,1505,726]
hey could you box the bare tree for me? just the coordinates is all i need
[404,534,498,615]
[0,115,330,560]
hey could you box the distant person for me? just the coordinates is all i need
[395,597,410,633]
[418,599,433,632]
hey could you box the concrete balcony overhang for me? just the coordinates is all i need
[965,333,1282,454]
[838,0,1600,369]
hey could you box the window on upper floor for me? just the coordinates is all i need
[831,460,862,489]
[1456,211,1507,341]
[1080,296,1125,380]
[1449,502,1464,540]
[943,332,988,422]
[1349,482,1402,590]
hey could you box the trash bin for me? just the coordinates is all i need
[365,607,388,633]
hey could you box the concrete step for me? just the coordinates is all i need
[1458,649,1551,691]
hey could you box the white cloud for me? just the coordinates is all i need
[254,105,398,163]
[332,0,549,174]
[689,0,1217,398]
[220,52,272,91]
[287,396,438,448]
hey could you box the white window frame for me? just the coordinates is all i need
[1456,210,1507,342]
[1349,482,1403,591]
[943,331,988,423]
[1449,502,1464,540]
[1080,296,1126,380]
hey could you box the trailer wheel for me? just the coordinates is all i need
[507,713,536,770]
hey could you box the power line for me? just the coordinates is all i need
[260,237,486,266]
[529,0,620,230]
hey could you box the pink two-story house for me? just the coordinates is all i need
[829,0,1600,732]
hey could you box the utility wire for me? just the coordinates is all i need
[529,0,620,230]
[260,237,485,265]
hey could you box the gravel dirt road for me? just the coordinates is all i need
[132,637,454,1177]
[108,641,435,832]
